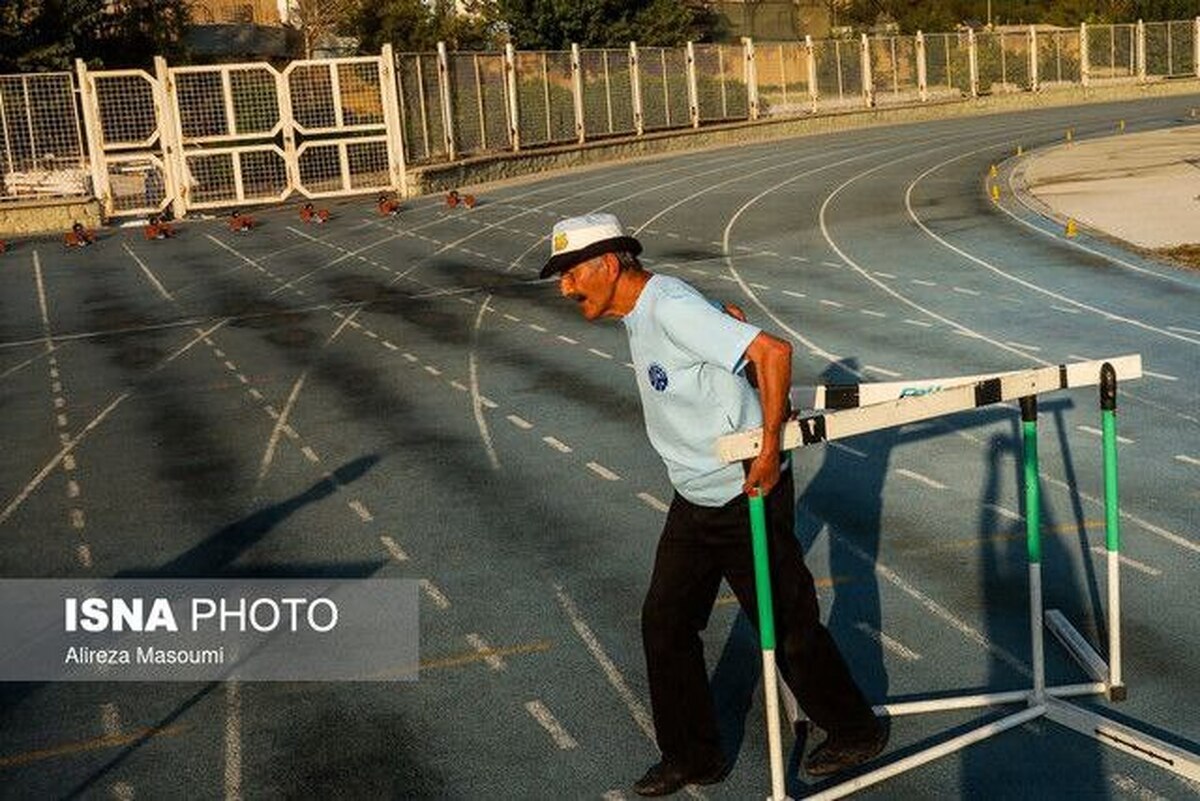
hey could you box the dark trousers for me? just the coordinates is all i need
[642,470,876,768]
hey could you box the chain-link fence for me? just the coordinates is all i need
[7,19,1200,211]
[0,73,88,199]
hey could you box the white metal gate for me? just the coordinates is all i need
[76,61,175,217]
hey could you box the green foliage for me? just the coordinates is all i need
[0,0,189,72]
[346,0,498,53]
[487,0,724,49]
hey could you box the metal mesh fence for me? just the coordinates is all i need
[694,44,748,121]
[396,53,447,164]
[923,33,971,97]
[0,73,87,199]
[93,72,159,147]
[173,65,280,140]
[1145,20,1195,77]
[183,147,289,206]
[513,51,574,148]
[1037,29,1082,86]
[812,38,864,108]
[869,35,920,105]
[1088,24,1138,82]
[447,52,511,156]
[580,49,635,138]
[755,42,810,117]
[638,47,689,131]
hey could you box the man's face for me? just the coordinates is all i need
[559,255,617,320]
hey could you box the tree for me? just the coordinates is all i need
[344,0,496,53]
[485,0,723,49]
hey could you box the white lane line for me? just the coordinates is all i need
[860,309,887,318]
[750,283,770,290]
[1088,546,1161,577]
[529,323,547,332]
[420,579,451,609]
[380,536,409,562]
[112,782,134,801]
[819,299,844,308]
[504,313,521,322]
[690,268,710,276]
[829,442,867,458]
[782,290,806,299]
[952,286,981,296]
[554,584,656,741]
[821,261,841,268]
[542,436,572,453]
[1077,425,1134,445]
[449,380,468,392]
[911,279,937,287]
[587,462,621,481]
[525,700,578,750]
[383,340,398,350]
[248,388,264,401]
[76,544,93,568]
[874,271,896,279]
[479,396,499,410]
[364,329,379,339]
[1142,369,1178,382]
[602,792,627,801]
[64,454,77,471]
[588,347,613,359]
[122,242,174,301]
[1109,772,1169,801]
[507,414,533,430]
[1004,340,1042,352]
[903,319,933,328]
[70,509,85,530]
[403,353,418,363]
[67,480,80,498]
[1168,325,1200,337]
[637,492,669,513]
[301,446,320,463]
[100,703,122,737]
[257,370,308,484]
[556,335,578,345]
[348,500,374,522]
[854,622,921,662]
[33,251,53,347]
[1052,305,1080,315]
[895,468,947,490]
[467,633,507,671]
[864,364,902,378]
[224,681,242,801]
[422,365,441,377]
[985,503,1023,522]
[1174,454,1200,467]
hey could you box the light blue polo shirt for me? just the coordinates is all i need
[623,275,762,507]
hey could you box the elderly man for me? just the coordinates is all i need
[542,214,886,796]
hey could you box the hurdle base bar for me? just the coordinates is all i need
[1045,697,1200,782]
[1045,609,1109,683]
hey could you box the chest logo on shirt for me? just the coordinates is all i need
[647,363,669,392]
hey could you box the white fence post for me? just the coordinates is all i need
[74,59,111,216]
[742,36,759,120]
[571,43,585,144]
[968,28,979,96]
[1029,25,1039,91]
[686,41,700,128]
[379,44,408,196]
[806,34,818,112]
[916,31,928,102]
[436,42,457,161]
[152,56,186,217]
[1136,20,1147,82]
[629,41,644,135]
[504,43,520,151]
[861,33,874,107]
[1194,18,1200,78]
[1080,23,1090,87]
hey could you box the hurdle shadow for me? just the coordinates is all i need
[709,358,895,771]
[961,421,1106,796]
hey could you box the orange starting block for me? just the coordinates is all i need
[229,210,255,232]
[377,193,402,217]
[445,189,476,209]
[300,202,330,224]
[144,215,176,240]
[65,222,96,248]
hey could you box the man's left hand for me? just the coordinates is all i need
[743,447,781,496]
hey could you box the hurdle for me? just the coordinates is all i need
[722,355,1200,799]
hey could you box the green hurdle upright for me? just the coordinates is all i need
[748,489,789,801]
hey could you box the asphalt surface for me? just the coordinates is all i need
[1,94,1198,800]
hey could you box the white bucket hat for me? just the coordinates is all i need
[540,213,642,279]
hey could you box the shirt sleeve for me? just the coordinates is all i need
[657,288,761,373]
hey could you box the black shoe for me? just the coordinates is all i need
[804,721,888,777]
[633,758,729,797]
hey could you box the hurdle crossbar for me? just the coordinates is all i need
[719,354,1200,798]
[721,356,1141,462]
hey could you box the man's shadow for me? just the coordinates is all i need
[709,358,894,771]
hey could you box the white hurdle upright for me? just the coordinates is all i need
[718,355,1200,798]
